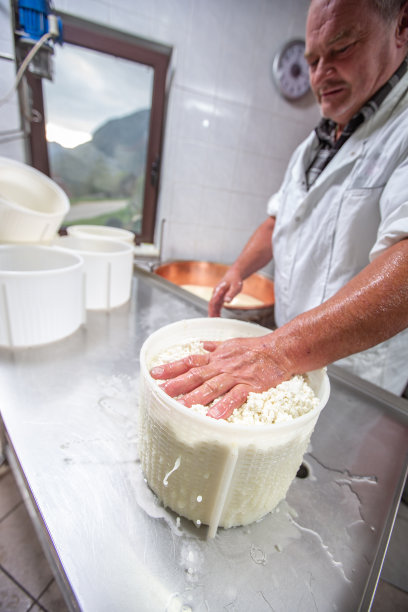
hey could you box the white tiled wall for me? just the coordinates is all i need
[1,0,320,269]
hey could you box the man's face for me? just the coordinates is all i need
[305,0,402,127]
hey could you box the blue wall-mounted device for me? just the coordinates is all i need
[17,0,63,43]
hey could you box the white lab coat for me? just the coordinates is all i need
[267,70,408,395]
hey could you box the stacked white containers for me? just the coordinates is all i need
[0,157,134,347]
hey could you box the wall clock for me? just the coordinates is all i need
[272,39,310,100]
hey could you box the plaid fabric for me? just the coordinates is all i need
[305,58,408,189]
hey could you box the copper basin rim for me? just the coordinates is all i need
[153,260,275,311]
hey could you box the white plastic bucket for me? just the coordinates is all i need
[0,245,85,348]
[54,235,134,310]
[0,157,69,243]
[139,318,330,537]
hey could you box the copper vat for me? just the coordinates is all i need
[153,260,275,328]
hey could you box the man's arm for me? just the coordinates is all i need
[208,216,275,316]
[270,237,408,371]
[153,239,408,419]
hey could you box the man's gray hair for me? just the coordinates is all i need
[309,0,407,21]
[370,0,408,21]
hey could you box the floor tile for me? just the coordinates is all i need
[37,579,70,612]
[0,567,35,612]
[0,504,54,600]
[0,468,23,521]
[372,579,408,611]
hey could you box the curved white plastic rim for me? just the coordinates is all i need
[54,235,134,256]
[0,156,70,218]
[0,244,83,274]
[67,224,135,244]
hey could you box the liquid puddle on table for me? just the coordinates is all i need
[90,375,377,611]
[131,456,371,612]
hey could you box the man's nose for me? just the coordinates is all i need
[313,59,336,83]
[310,62,336,93]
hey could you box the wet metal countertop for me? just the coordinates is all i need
[1,266,407,612]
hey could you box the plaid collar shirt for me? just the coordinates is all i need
[306,58,408,189]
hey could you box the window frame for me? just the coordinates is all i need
[26,13,171,243]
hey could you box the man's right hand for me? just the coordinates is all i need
[208,216,276,317]
[208,268,244,317]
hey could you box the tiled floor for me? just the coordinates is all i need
[0,464,69,612]
[0,461,407,612]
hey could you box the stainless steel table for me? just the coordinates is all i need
[1,266,407,612]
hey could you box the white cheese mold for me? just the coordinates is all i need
[139,318,330,538]
[54,235,134,310]
[0,157,69,244]
[0,244,85,348]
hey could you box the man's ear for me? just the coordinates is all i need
[396,1,408,48]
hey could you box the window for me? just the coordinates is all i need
[26,14,170,243]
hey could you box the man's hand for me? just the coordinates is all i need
[207,216,276,317]
[208,269,244,317]
[150,335,291,420]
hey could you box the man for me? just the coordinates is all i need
[151,0,408,419]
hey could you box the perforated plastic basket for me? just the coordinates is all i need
[139,318,330,537]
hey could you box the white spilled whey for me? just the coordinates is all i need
[150,340,319,424]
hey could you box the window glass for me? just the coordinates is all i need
[43,42,154,235]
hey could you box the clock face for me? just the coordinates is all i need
[272,39,310,100]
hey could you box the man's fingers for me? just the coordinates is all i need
[208,281,232,317]
[202,340,219,352]
[208,279,244,317]
[150,353,210,380]
[224,284,242,304]
[159,363,219,397]
[206,384,251,420]
[182,374,236,407]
